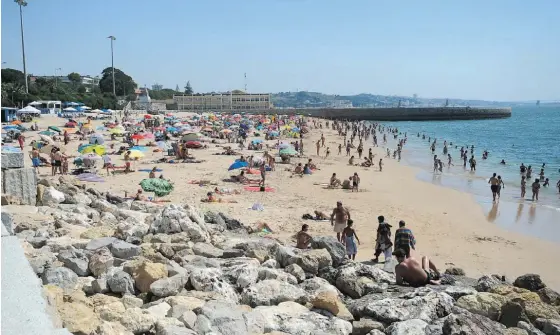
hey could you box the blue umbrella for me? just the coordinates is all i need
[228,161,248,171]
[130,146,148,152]
[3,126,19,130]
[166,127,178,132]
[251,139,263,144]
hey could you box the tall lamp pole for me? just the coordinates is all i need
[15,0,29,94]
[107,35,116,96]
[55,67,62,88]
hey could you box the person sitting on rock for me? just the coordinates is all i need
[296,224,312,249]
[393,248,441,287]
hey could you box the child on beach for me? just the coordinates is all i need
[341,220,360,260]
[351,172,360,192]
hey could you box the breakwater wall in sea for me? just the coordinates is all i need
[255,107,512,121]
[177,107,511,121]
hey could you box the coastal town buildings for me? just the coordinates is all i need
[173,92,273,111]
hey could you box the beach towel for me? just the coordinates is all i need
[244,186,275,192]
[75,173,105,182]
[139,169,163,172]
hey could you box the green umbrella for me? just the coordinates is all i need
[48,126,62,133]
[39,130,55,136]
[279,148,298,156]
[139,178,174,197]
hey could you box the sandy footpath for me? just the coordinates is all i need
[16,113,560,290]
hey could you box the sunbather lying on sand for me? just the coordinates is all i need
[214,187,241,195]
[201,192,238,203]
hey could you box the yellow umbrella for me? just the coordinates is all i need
[80,145,106,155]
[122,150,144,159]
[109,128,124,134]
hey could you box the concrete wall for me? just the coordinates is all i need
[176,107,512,121]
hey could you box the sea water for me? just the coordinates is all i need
[379,106,560,243]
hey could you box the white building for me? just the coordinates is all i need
[173,92,272,111]
[328,100,353,109]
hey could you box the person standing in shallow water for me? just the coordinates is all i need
[532,179,541,201]
[489,173,499,202]
[520,176,527,199]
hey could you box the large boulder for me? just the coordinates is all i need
[192,242,223,258]
[42,267,78,293]
[285,264,306,283]
[517,321,546,335]
[196,301,249,335]
[189,267,239,304]
[86,237,118,251]
[241,279,309,307]
[442,308,507,335]
[310,290,353,320]
[220,257,260,289]
[456,292,508,321]
[350,288,454,324]
[244,301,352,335]
[107,269,136,295]
[476,275,504,292]
[537,288,560,306]
[95,301,126,322]
[514,274,547,292]
[149,204,209,242]
[352,317,385,335]
[115,218,149,244]
[500,300,531,327]
[57,300,102,334]
[295,248,332,274]
[334,263,393,298]
[385,319,428,335]
[119,308,157,334]
[310,236,347,267]
[89,246,115,277]
[41,187,65,207]
[258,267,298,285]
[110,240,141,260]
[150,275,189,297]
[534,318,560,335]
[57,247,90,276]
[125,260,168,293]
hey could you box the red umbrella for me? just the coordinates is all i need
[65,122,77,128]
[185,141,202,148]
[144,114,152,119]
[131,134,144,140]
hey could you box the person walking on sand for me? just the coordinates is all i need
[531,178,541,201]
[393,249,441,287]
[338,143,342,155]
[325,147,330,158]
[330,201,350,242]
[351,172,360,192]
[30,147,41,171]
[373,216,393,263]
[489,173,499,202]
[321,133,325,147]
[520,176,527,198]
[341,220,360,260]
[316,140,321,155]
[379,158,383,172]
[259,162,266,187]
[394,220,416,257]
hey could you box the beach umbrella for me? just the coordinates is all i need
[221,129,232,134]
[63,107,77,112]
[3,125,19,130]
[18,105,41,114]
[251,139,263,144]
[65,122,77,128]
[166,127,178,132]
[109,128,124,134]
[141,133,155,139]
[181,133,202,142]
[185,141,202,148]
[79,144,106,155]
[278,142,291,149]
[130,146,148,152]
[38,130,55,136]
[48,126,62,133]
[122,150,144,159]
[156,141,172,150]
[92,109,103,114]
[11,120,22,125]
[131,134,144,141]
[39,134,54,143]
[279,148,298,156]
[139,178,174,197]
[228,161,248,171]
[89,133,105,144]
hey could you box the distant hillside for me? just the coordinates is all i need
[271,91,512,108]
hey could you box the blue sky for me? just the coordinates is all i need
[2,0,559,101]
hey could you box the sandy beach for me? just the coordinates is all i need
[15,112,560,290]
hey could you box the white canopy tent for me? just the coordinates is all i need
[17,105,41,114]
[63,107,77,112]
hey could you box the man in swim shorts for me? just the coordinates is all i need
[488,173,499,202]
[331,201,350,242]
[393,248,441,287]
[30,147,41,170]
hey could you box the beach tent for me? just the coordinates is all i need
[17,105,41,114]
[28,101,42,106]
[63,107,78,112]
[228,161,248,171]
[89,133,104,145]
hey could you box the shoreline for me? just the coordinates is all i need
[7,113,560,290]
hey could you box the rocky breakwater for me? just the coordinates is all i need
[7,176,560,335]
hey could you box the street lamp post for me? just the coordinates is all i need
[15,0,29,94]
[107,36,116,96]
[55,67,62,88]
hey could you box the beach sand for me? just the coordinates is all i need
[15,113,560,290]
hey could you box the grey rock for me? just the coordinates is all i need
[295,248,332,274]
[100,212,118,226]
[92,276,110,293]
[500,300,530,327]
[476,275,503,292]
[122,294,144,309]
[285,264,306,283]
[275,245,299,268]
[258,267,298,285]
[241,279,308,307]
[119,307,157,334]
[146,302,172,319]
[514,274,546,292]
[442,310,506,335]
[90,199,118,214]
[149,205,209,242]
[220,258,260,289]
[538,288,560,306]
[150,275,189,297]
[443,286,477,300]
[116,217,149,243]
[2,167,37,205]
[189,267,239,303]
[517,321,546,335]
[88,246,114,277]
[350,288,454,323]
[221,248,244,258]
[194,314,212,334]
[178,311,197,330]
[299,277,342,299]
[27,236,48,248]
[335,262,393,298]
[130,200,160,213]
[310,236,349,267]
[110,240,141,260]
[192,242,223,258]
[107,269,135,295]
[445,267,466,276]
[534,318,560,335]
[157,325,196,335]
[86,237,118,251]
[42,267,78,293]
[1,151,24,168]
[262,259,278,268]
[385,319,428,335]
[57,247,90,276]
[352,317,384,335]
[197,301,248,335]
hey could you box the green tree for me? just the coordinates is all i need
[1,68,25,85]
[77,85,87,94]
[184,81,193,95]
[68,72,81,84]
[98,67,137,97]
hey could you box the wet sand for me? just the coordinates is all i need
[12,113,560,290]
